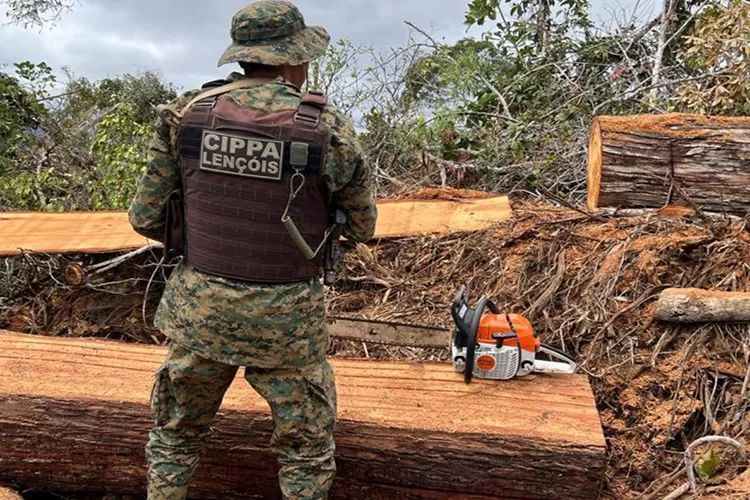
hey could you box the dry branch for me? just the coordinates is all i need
[654,288,750,323]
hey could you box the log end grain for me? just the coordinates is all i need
[587,113,750,215]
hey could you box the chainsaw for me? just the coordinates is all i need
[450,285,576,383]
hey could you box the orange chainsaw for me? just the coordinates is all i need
[451,285,576,383]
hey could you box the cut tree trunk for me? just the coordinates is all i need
[653,288,750,323]
[587,114,750,215]
[0,331,605,500]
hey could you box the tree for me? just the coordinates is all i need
[0,64,177,211]
[674,0,750,114]
[2,0,76,28]
[0,64,49,175]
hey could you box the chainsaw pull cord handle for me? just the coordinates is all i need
[464,297,488,384]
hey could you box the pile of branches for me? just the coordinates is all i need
[331,203,750,498]
[1,201,750,498]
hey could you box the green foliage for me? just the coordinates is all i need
[0,63,174,212]
[0,72,43,173]
[674,0,750,114]
[307,39,374,114]
[63,71,177,125]
[0,62,56,209]
[694,448,722,481]
[89,103,150,210]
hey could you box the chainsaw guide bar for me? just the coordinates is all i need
[326,316,450,348]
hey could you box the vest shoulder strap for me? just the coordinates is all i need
[200,78,228,90]
[295,90,328,127]
[156,78,273,127]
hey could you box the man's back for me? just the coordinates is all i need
[129,73,376,367]
[126,3,377,498]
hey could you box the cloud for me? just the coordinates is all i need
[1,0,656,94]
[0,0,475,92]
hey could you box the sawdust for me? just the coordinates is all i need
[1,202,749,499]
[708,468,750,498]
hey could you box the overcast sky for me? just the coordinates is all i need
[0,0,658,93]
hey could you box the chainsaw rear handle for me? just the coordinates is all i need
[451,285,468,327]
[464,297,507,384]
[464,296,487,384]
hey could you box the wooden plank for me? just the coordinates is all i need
[0,196,511,256]
[0,331,605,499]
[0,211,157,256]
[372,197,512,239]
[327,317,450,348]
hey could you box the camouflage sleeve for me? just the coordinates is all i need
[322,108,377,243]
[127,91,199,241]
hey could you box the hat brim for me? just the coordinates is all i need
[218,25,330,67]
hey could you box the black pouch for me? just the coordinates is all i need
[164,189,184,259]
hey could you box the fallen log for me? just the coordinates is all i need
[653,288,750,323]
[0,196,512,256]
[587,114,750,215]
[0,331,605,500]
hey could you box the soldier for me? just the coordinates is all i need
[127,1,377,499]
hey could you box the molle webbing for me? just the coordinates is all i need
[176,86,330,282]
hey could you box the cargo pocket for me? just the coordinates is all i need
[149,365,173,427]
[302,361,337,431]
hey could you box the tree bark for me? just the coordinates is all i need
[587,114,750,215]
[0,331,605,500]
[653,288,750,323]
[651,0,677,92]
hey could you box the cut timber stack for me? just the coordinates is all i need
[0,331,605,500]
[587,113,750,215]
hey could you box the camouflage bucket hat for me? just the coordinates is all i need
[218,0,330,67]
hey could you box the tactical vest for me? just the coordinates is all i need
[175,80,330,283]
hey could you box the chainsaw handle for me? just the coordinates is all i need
[486,299,501,315]
[464,296,488,384]
[451,285,468,326]
[536,343,577,374]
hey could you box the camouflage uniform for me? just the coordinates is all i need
[127,2,377,499]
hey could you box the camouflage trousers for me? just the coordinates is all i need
[145,342,337,500]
